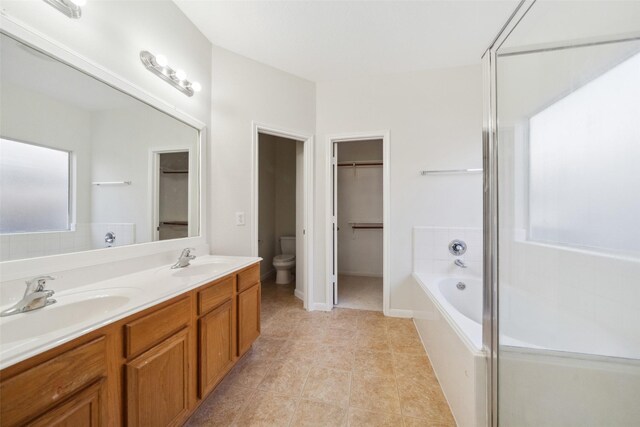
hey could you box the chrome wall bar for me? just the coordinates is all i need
[420,168,482,175]
[92,181,132,186]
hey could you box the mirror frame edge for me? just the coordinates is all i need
[0,13,209,282]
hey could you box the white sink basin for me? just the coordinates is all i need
[0,288,141,347]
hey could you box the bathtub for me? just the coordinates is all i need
[413,272,640,427]
[412,273,486,427]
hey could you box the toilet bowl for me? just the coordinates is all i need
[273,236,295,284]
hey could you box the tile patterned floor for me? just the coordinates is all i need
[336,274,383,311]
[186,279,456,427]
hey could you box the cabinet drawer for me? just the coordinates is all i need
[0,337,106,427]
[198,275,233,315]
[236,263,260,293]
[125,297,190,357]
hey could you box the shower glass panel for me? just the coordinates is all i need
[492,1,640,425]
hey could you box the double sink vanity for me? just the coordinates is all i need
[0,255,262,426]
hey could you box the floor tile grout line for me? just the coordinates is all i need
[287,358,314,427]
[229,386,258,425]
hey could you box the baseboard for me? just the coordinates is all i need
[338,271,383,278]
[261,269,275,281]
[294,289,304,301]
[386,308,414,318]
[310,302,332,311]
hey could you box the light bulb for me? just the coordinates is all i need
[191,82,202,93]
[155,54,168,67]
[69,0,87,6]
[175,69,187,81]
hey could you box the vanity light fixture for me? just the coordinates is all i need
[140,51,201,97]
[42,0,85,19]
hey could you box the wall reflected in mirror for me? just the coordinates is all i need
[0,33,200,261]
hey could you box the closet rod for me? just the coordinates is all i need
[337,161,383,167]
[160,221,188,226]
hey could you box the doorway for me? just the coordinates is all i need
[327,132,390,313]
[257,134,299,293]
[152,150,190,241]
[252,123,314,310]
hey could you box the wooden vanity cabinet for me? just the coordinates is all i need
[199,300,235,397]
[237,264,261,357]
[0,336,108,427]
[197,275,236,397]
[0,261,261,427]
[126,329,190,427]
[28,379,106,427]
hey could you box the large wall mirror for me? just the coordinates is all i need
[0,33,200,262]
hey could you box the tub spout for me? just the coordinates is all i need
[454,259,467,268]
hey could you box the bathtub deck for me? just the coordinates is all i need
[186,278,456,426]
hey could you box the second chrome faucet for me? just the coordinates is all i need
[171,248,196,269]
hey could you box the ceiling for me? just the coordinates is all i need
[173,0,519,82]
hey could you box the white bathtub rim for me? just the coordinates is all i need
[413,272,484,357]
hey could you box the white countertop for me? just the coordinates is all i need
[0,255,260,370]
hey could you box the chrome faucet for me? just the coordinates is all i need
[171,248,196,269]
[0,276,56,317]
[454,259,468,268]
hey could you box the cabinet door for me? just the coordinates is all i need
[237,282,261,356]
[126,328,189,427]
[28,379,106,427]
[199,300,235,397]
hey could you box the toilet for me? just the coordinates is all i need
[273,236,295,284]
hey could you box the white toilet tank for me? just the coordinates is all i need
[280,236,296,254]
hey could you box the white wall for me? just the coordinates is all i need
[209,45,315,256]
[316,65,483,310]
[337,140,383,277]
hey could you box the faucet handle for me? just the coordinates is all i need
[25,275,55,294]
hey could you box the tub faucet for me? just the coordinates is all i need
[172,248,196,269]
[0,276,56,317]
[454,259,467,269]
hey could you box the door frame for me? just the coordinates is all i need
[149,146,196,241]
[251,122,314,311]
[325,131,391,315]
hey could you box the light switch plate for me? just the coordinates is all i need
[235,212,245,226]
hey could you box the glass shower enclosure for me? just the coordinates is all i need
[483,1,640,425]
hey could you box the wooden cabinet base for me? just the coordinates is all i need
[238,282,261,357]
[199,300,235,397]
[28,379,106,427]
[0,261,261,427]
[127,329,190,427]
